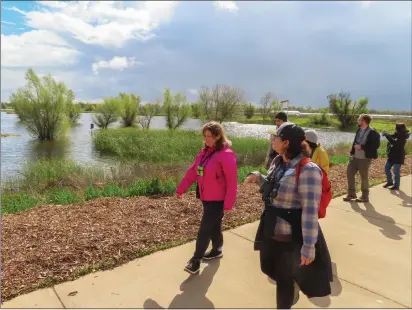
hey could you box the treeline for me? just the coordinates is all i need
[8,69,249,140]
[6,68,411,140]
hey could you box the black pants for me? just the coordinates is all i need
[260,239,299,309]
[193,201,224,260]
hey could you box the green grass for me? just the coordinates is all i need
[1,161,267,215]
[3,134,411,215]
[238,115,412,133]
[93,128,268,166]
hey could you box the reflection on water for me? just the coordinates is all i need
[1,112,357,183]
[1,113,203,182]
[27,139,69,160]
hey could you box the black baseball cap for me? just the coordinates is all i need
[268,122,305,142]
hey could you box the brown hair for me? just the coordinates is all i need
[359,114,372,124]
[202,121,229,151]
[396,123,407,133]
[285,140,308,160]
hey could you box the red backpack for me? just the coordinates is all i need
[295,157,332,219]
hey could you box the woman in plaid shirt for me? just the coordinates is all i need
[245,123,332,309]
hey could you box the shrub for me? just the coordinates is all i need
[9,68,74,140]
[93,97,120,129]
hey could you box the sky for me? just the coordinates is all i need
[1,1,411,110]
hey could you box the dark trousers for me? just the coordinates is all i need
[193,201,224,260]
[385,160,401,187]
[260,239,299,309]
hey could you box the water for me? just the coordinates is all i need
[1,112,355,182]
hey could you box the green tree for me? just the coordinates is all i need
[92,97,120,129]
[272,99,282,114]
[9,68,73,140]
[84,103,96,112]
[139,101,162,129]
[163,89,190,129]
[244,103,256,119]
[118,92,140,127]
[191,102,203,119]
[66,102,81,126]
[327,91,368,129]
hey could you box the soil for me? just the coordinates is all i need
[2,156,411,301]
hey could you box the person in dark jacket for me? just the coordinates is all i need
[265,111,288,169]
[343,114,380,203]
[382,123,410,190]
[244,123,332,309]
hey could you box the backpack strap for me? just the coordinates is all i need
[295,157,312,183]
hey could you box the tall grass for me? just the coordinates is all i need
[92,128,268,166]
[3,159,107,192]
[1,159,267,215]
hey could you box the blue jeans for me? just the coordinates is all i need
[385,160,401,187]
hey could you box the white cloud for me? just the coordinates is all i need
[92,56,142,74]
[11,1,180,47]
[187,88,199,96]
[1,21,16,25]
[1,30,80,67]
[213,1,239,12]
[360,1,373,8]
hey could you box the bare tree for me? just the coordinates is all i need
[260,92,273,121]
[199,84,244,123]
[138,101,162,129]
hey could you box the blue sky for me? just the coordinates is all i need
[1,1,411,110]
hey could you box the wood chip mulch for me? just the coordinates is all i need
[1,156,411,301]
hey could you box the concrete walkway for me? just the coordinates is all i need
[3,176,412,308]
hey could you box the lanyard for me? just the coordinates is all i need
[200,150,216,167]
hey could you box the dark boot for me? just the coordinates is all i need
[383,183,394,188]
[184,258,201,275]
[343,195,357,201]
[355,196,369,203]
[203,249,223,260]
[389,185,400,191]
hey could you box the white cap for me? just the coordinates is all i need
[305,129,318,144]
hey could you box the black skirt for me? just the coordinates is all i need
[255,207,333,298]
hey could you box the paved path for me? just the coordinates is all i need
[3,176,412,308]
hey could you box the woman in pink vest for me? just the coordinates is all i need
[176,122,238,275]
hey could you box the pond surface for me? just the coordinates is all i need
[1,112,356,182]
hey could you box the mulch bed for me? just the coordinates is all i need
[2,156,411,301]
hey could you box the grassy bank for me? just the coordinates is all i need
[3,132,411,214]
[1,159,267,214]
[237,115,412,133]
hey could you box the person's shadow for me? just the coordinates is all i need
[143,260,220,309]
[349,201,406,240]
[308,262,343,307]
[390,189,412,208]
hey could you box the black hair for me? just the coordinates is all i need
[307,141,318,150]
[274,111,288,122]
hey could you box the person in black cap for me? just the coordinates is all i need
[265,111,288,169]
[244,123,332,309]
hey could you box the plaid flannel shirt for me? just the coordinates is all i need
[253,154,322,260]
